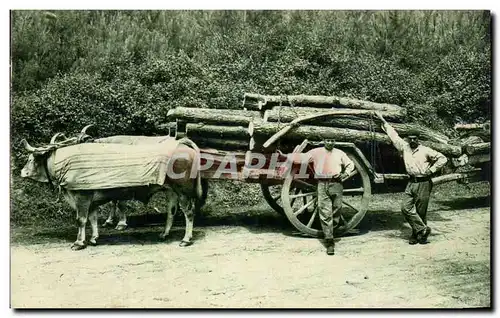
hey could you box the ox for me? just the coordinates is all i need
[91,135,175,230]
[20,135,202,250]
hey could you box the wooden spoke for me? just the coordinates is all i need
[293,179,316,190]
[290,188,301,207]
[341,170,359,182]
[342,199,359,213]
[307,209,318,227]
[340,213,347,225]
[289,192,315,199]
[343,187,364,194]
[293,198,317,216]
[302,195,309,213]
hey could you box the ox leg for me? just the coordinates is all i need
[115,201,128,231]
[72,195,92,251]
[159,190,178,240]
[102,201,117,228]
[179,197,195,247]
[88,209,99,246]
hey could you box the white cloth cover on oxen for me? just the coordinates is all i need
[52,141,181,190]
[94,135,172,145]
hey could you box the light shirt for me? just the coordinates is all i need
[290,147,355,179]
[382,123,448,177]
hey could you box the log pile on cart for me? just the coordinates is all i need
[160,93,491,237]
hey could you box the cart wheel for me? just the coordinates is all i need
[261,184,285,215]
[260,140,311,216]
[281,151,372,237]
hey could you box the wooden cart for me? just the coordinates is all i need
[163,94,490,238]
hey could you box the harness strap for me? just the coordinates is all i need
[43,155,55,190]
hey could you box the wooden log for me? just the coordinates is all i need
[457,136,484,146]
[431,169,482,185]
[454,122,490,131]
[468,153,490,165]
[380,174,409,180]
[189,136,250,150]
[186,123,251,140]
[167,107,262,126]
[252,122,462,157]
[464,142,490,155]
[264,106,404,123]
[243,93,405,114]
[460,130,491,142]
[431,173,467,185]
[265,110,448,144]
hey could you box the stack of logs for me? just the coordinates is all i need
[160,93,489,165]
[453,121,491,167]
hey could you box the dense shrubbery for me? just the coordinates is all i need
[10,10,491,226]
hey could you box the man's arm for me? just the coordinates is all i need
[374,112,406,152]
[425,148,448,175]
[340,151,355,178]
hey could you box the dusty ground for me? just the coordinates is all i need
[10,182,491,308]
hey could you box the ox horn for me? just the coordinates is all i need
[21,139,37,152]
[50,132,65,144]
[80,124,94,135]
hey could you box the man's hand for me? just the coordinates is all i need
[424,168,434,176]
[339,173,348,181]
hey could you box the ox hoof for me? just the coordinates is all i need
[159,233,168,241]
[115,224,127,231]
[179,240,193,247]
[71,242,86,251]
[102,221,114,228]
[89,238,98,246]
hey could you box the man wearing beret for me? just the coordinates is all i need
[375,112,447,245]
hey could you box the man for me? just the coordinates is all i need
[285,139,355,255]
[375,112,448,245]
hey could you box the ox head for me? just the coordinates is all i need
[20,138,55,183]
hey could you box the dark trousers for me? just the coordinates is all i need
[317,180,343,240]
[401,181,432,234]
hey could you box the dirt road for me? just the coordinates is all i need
[10,183,491,308]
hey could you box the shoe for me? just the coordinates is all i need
[409,234,418,245]
[326,244,335,255]
[417,227,431,244]
[325,239,335,255]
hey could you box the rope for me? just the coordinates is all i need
[274,97,284,151]
[368,112,376,169]
[369,112,388,187]
[368,113,378,176]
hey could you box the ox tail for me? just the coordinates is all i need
[177,137,203,200]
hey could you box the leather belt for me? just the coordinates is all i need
[408,175,432,183]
